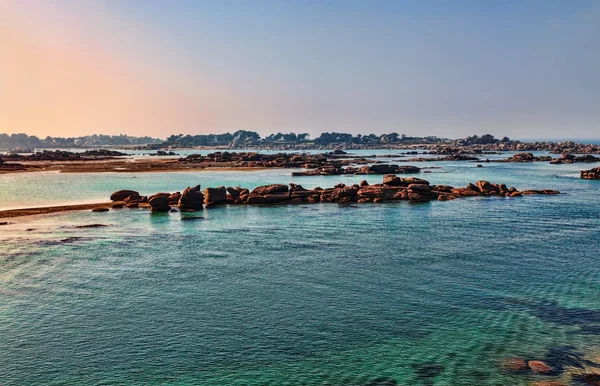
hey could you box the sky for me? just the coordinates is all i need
[0,0,599,140]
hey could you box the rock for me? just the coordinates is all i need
[246,194,266,205]
[437,194,458,201]
[500,357,528,372]
[451,188,480,197]
[110,189,140,202]
[578,373,600,386]
[530,382,567,386]
[74,224,107,228]
[581,167,600,180]
[250,184,289,195]
[0,221,13,226]
[149,195,170,212]
[357,185,401,201]
[369,164,397,174]
[401,177,430,185]
[407,183,433,192]
[359,180,369,187]
[226,187,239,198]
[383,174,402,186]
[91,207,109,212]
[203,186,227,205]
[263,193,290,204]
[125,202,139,208]
[528,360,553,374]
[180,216,204,221]
[396,165,421,174]
[365,377,397,386]
[178,185,205,209]
[111,201,125,208]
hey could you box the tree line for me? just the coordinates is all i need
[0,133,161,149]
[1,131,510,149]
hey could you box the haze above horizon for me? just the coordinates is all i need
[1,0,599,139]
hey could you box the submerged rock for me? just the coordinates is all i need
[500,357,528,373]
[365,377,398,386]
[528,360,553,374]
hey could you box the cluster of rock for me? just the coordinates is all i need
[291,164,421,176]
[581,167,600,180]
[500,353,600,386]
[107,176,560,213]
[2,149,128,161]
[550,153,600,164]
[148,150,178,156]
[178,151,358,169]
[228,140,600,154]
[498,152,552,162]
[405,153,481,162]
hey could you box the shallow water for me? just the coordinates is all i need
[1,157,600,385]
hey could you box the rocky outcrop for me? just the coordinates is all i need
[178,185,204,209]
[292,164,421,176]
[550,153,600,164]
[4,149,127,161]
[250,184,289,195]
[501,153,552,162]
[109,177,559,213]
[581,167,600,180]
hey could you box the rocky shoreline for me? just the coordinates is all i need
[102,175,560,213]
[2,148,599,176]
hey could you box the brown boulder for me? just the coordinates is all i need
[383,174,402,186]
[251,184,289,195]
[246,194,266,205]
[91,207,109,212]
[110,190,140,202]
[407,183,433,192]
[203,186,227,205]
[369,164,397,174]
[263,193,290,204]
[451,188,481,197]
[226,187,239,198]
[500,357,528,372]
[402,177,430,185]
[178,185,204,209]
[528,360,553,374]
[476,180,498,194]
[149,195,171,212]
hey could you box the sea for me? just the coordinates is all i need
[1,151,599,385]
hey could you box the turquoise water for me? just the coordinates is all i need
[1,156,600,385]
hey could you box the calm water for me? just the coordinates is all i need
[1,155,600,385]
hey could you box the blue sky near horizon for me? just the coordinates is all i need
[0,0,598,139]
